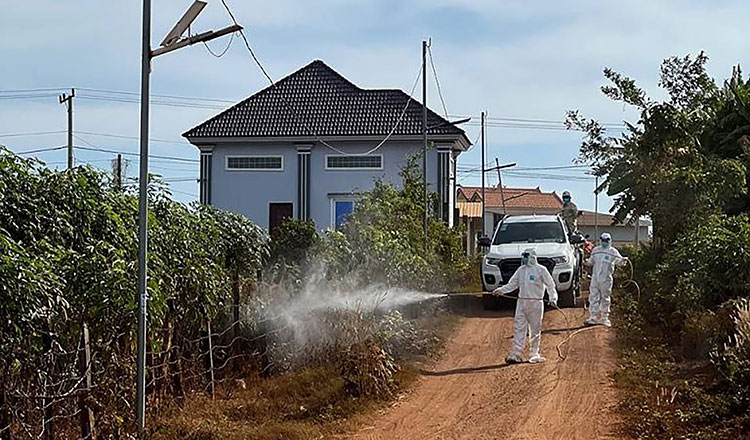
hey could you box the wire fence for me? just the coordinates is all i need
[1,306,290,440]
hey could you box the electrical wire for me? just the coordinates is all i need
[76,87,235,104]
[218,0,424,156]
[14,146,65,155]
[73,144,198,163]
[75,130,188,145]
[203,29,235,57]
[0,130,67,138]
[427,43,449,120]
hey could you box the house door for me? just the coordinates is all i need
[269,202,293,233]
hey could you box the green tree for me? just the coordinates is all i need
[567,53,749,247]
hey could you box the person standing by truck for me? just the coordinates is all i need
[584,232,629,327]
[493,248,558,364]
[560,191,582,235]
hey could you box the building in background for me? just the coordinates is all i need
[184,60,471,231]
[577,210,651,246]
[456,185,650,253]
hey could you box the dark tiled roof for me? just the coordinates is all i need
[183,60,466,139]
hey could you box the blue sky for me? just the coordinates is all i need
[2,0,749,211]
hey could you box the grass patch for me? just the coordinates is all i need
[612,293,750,440]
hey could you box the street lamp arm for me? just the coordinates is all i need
[426,117,471,130]
[152,24,242,57]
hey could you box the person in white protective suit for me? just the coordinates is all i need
[493,248,558,364]
[584,232,629,327]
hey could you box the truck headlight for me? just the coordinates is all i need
[551,255,568,264]
[485,257,502,265]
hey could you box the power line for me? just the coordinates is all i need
[452,114,627,128]
[75,130,188,145]
[217,0,423,157]
[76,95,227,110]
[65,88,235,104]
[171,188,199,198]
[0,88,67,94]
[12,146,65,155]
[427,44,448,119]
[0,130,67,138]
[0,94,60,100]
[73,144,198,163]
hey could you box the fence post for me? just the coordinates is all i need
[42,330,54,440]
[206,317,215,400]
[78,322,95,440]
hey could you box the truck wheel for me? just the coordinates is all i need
[558,288,576,308]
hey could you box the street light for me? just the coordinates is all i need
[136,1,240,435]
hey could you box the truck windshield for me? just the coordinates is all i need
[493,221,566,244]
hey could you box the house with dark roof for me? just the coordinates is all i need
[184,60,470,231]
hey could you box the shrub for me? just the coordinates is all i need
[711,298,750,409]
[646,215,750,330]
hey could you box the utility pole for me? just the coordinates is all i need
[495,157,507,217]
[136,1,239,435]
[58,88,75,169]
[422,39,428,251]
[480,111,486,238]
[135,0,151,433]
[113,154,123,189]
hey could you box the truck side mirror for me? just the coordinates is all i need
[570,234,584,244]
[478,236,492,247]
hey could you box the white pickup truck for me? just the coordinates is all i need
[478,214,584,308]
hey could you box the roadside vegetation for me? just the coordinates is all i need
[0,149,473,439]
[569,53,750,439]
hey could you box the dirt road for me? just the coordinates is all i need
[344,297,623,440]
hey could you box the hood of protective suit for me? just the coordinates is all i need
[523,248,538,266]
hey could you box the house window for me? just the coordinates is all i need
[331,199,355,230]
[226,155,283,170]
[325,155,382,170]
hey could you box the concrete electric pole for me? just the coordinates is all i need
[58,88,75,169]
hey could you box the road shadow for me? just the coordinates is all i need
[419,362,518,376]
[444,294,515,318]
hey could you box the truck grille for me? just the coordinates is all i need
[498,258,556,283]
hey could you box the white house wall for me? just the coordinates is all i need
[207,140,445,230]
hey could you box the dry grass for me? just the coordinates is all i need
[612,295,750,440]
[150,366,418,440]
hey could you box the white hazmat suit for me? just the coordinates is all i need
[494,248,558,364]
[584,233,628,327]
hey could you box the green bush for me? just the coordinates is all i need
[647,215,750,330]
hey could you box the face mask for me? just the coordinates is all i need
[602,241,610,248]
[563,198,571,203]
[521,254,530,265]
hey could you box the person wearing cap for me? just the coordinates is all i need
[584,232,629,327]
[560,191,582,235]
[493,248,558,364]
